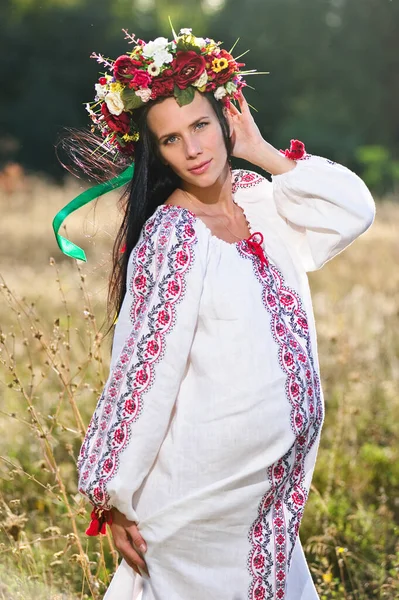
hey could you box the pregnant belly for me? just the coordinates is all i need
[133,372,295,522]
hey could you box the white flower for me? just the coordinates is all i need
[179,28,192,35]
[105,91,124,115]
[214,86,227,100]
[136,88,152,103]
[193,71,208,88]
[142,37,170,58]
[147,63,160,77]
[152,49,174,67]
[195,37,206,47]
[94,83,107,99]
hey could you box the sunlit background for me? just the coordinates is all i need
[0,1,398,598]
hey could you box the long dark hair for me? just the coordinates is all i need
[57,91,233,332]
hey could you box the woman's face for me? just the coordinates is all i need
[146,91,233,187]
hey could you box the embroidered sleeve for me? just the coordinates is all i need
[271,153,376,272]
[77,206,209,534]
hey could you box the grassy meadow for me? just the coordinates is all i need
[0,164,398,599]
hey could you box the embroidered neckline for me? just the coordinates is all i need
[156,168,264,249]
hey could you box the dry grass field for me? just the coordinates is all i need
[0,164,398,599]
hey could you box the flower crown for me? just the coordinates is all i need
[52,22,269,262]
[85,22,268,160]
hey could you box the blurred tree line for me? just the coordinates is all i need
[0,0,398,194]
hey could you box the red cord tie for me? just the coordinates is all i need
[246,232,268,266]
[85,506,113,536]
[279,139,307,160]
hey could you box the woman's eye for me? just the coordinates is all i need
[197,121,208,129]
[164,122,208,145]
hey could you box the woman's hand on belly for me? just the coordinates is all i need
[110,507,150,577]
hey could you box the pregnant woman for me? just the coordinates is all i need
[53,24,375,600]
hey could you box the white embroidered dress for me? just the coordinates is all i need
[77,153,375,600]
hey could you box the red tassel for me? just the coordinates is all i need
[279,139,307,160]
[246,232,268,266]
[85,506,113,536]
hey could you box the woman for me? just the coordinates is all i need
[56,27,376,600]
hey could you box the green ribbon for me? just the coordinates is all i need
[52,163,135,261]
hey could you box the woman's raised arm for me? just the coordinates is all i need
[270,153,376,272]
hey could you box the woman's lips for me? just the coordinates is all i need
[188,159,212,175]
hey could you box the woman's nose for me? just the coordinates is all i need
[184,137,202,158]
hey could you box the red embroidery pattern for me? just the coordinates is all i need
[77,207,197,511]
[232,169,265,193]
[240,233,324,599]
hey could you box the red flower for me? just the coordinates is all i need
[205,80,217,92]
[280,292,294,307]
[101,103,131,134]
[292,490,305,506]
[172,51,207,89]
[99,77,107,85]
[134,273,147,291]
[146,339,159,356]
[157,309,170,326]
[254,553,265,569]
[128,69,152,90]
[103,458,113,473]
[267,293,277,307]
[135,368,149,386]
[124,398,136,414]
[283,351,294,367]
[114,428,125,444]
[114,55,144,81]
[254,522,263,539]
[151,74,175,99]
[176,249,188,266]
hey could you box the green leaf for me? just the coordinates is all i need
[121,88,145,111]
[168,15,178,41]
[173,84,195,107]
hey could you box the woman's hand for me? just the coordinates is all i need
[110,507,150,577]
[225,90,264,162]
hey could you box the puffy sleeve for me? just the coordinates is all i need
[77,206,209,533]
[270,153,376,272]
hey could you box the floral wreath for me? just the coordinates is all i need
[53,19,269,262]
[85,20,268,160]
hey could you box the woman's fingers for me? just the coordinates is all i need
[114,536,147,569]
[237,90,251,114]
[110,517,150,577]
[122,553,149,577]
[110,508,148,557]
[228,102,240,116]
[116,538,150,576]
[126,523,147,555]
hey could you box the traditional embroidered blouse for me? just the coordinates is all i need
[77,151,375,600]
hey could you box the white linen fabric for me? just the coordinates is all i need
[77,153,375,600]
